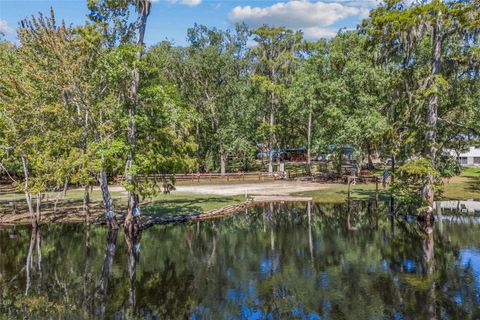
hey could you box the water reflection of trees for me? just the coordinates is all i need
[25,227,42,296]
[94,229,118,317]
[0,202,479,319]
[187,202,480,319]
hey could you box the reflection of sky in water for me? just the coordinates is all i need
[191,216,480,319]
[317,272,329,290]
[3,203,480,319]
[239,304,265,320]
[259,256,280,276]
[402,259,417,273]
[292,307,321,320]
[381,259,388,271]
[460,249,480,293]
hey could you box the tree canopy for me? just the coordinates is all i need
[0,0,478,224]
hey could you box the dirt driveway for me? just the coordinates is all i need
[174,181,332,196]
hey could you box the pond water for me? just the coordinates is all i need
[1,201,480,319]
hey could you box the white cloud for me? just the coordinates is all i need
[324,0,380,8]
[228,1,370,39]
[0,20,14,35]
[150,0,202,6]
[302,27,339,40]
[167,0,202,7]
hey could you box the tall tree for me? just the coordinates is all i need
[251,27,304,173]
[125,0,152,234]
[0,11,78,227]
[363,0,480,209]
[152,24,250,174]
[88,0,153,231]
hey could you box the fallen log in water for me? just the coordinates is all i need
[142,200,252,229]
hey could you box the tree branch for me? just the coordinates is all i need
[438,117,480,136]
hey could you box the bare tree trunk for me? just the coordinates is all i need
[422,10,442,211]
[220,146,226,176]
[306,109,312,175]
[62,177,68,199]
[25,191,35,228]
[97,172,118,230]
[35,193,41,227]
[268,107,275,173]
[21,155,35,227]
[125,67,138,226]
[125,64,139,231]
[196,122,201,173]
[125,1,151,233]
[83,186,90,225]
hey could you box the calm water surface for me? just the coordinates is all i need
[1,201,479,319]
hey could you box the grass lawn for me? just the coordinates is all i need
[441,167,480,200]
[142,193,246,218]
[296,167,480,203]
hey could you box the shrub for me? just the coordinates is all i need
[392,158,441,210]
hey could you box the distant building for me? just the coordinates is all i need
[316,145,355,161]
[458,147,480,167]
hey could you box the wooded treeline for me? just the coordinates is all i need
[0,0,479,227]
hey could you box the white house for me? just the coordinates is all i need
[458,147,480,167]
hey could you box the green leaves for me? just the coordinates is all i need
[1,0,477,206]
[392,158,442,208]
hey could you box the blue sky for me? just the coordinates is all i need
[0,0,381,46]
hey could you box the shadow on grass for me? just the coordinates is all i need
[142,196,238,219]
[464,175,480,192]
[0,196,125,216]
[350,188,389,201]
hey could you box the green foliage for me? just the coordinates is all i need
[0,5,193,206]
[437,155,462,178]
[392,159,441,209]
[362,0,480,191]
[250,26,305,158]
[1,0,478,209]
